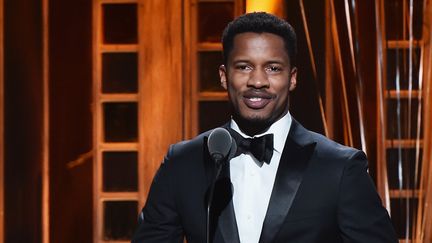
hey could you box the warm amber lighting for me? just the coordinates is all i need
[246,0,285,17]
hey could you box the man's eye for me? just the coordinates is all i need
[236,65,251,71]
[267,66,282,72]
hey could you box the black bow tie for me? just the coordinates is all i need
[229,129,274,165]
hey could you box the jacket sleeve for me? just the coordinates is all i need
[131,145,184,243]
[337,151,398,243]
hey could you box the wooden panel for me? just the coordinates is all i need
[385,90,421,99]
[286,0,327,137]
[389,189,420,198]
[94,1,142,242]
[0,0,3,241]
[352,0,380,183]
[4,0,44,242]
[385,139,423,148]
[387,40,422,49]
[42,0,49,242]
[418,0,432,241]
[100,192,139,199]
[100,94,139,102]
[375,0,391,211]
[49,0,93,243]
[101,44,138,52]
[93,0,103,241]
[325,0,335,139]
[183,0,193,138]
[378,0,429,240]
[198,92,228,101]
[138,0,184,205]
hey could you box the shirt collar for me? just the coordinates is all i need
[230,112,292,154]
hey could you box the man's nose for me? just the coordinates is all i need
[247,69,270,89]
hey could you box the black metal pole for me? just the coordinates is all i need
[206,160,223,243]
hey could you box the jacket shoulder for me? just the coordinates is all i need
[309,131,365,161]
[290,120,366,164]
[166,130,211,160]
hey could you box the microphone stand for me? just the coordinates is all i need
[206,158,224,243]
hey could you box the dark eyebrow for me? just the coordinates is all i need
[231,59,286,64]
[266,61,285,64]
[231,59,251,64]
[263,60,289,67]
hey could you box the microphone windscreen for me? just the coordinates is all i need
[207,128,233,161]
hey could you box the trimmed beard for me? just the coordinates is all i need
[231,108,276,136]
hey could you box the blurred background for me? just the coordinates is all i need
[1,0,432,242]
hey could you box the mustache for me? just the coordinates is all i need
[242,89,275,99]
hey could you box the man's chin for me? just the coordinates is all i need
[233,114,273,134]
[245,116,270,125]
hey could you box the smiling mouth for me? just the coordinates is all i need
[243,93,273,109]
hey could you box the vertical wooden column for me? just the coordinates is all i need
[0,0,3,241]
[374,0,390,211]
[183,0,192,139]
[49,0,92,242]
[421,55,432,241]
[92,1,100,242]
[139,0,184,203]
[4,0,44,241]
[418,0,432,240]
[42,0,50,242]
[324,0,335,139]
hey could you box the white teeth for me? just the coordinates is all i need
[249,97,262,102]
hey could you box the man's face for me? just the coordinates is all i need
[219,32,297,132]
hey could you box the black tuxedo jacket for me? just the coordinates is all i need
[132,119,397,243]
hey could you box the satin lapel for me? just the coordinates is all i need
[203,127,240,243]
[214,164,240,243]
[259,120,316,243]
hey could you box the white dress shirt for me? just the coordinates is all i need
[229,112,292,243]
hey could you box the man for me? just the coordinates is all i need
[132,12,397,243]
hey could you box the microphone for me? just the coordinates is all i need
[207,127,237,166]
[206,127,236,243]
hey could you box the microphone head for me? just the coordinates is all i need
[207,128,235,164]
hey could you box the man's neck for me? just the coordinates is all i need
[235,120,270,137]
[232,111,291,137]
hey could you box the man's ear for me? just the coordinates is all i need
[289,67,297,91]
[219,65,228,90]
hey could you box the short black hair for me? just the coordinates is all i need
[221,12,297,67]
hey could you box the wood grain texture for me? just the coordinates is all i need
[374,0,391,211]
[418,0,432,241]
[92,1,103,242]
[0,0,3,241]
[138,0,184,206]
[42,0,50,242]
